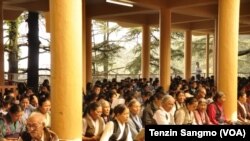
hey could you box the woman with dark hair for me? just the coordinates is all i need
[82,102,105,141]
[35,97,51,128]
[237,91,249,124]
[100,104,133,141]
[175,97,198,125]
[0,104,26,140]
[29,95,39,108]
[20,95,36,122]
[207,91,232,125]
[142,91,165,125]
[170,90,186,115]
[0,96,15,116]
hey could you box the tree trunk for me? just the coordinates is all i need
[8,21,19,84]
[103,54,109,77]
[27,12,40,93]
[103,22,109,77]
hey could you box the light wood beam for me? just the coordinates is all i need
[3,9,22,20]
[190,20,214,30]
[240,26,250,33]
[130,0,167,8]
[167,0,217,9]
[7,0,49,12]
[172,13,210,24]
[172,5,217,18]
[88,3,155,18]
[240,2,250,17]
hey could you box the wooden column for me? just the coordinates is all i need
[44,12,50,33]
[214,20,218,86]
[142,24,150,80]
[82,0,86,93]
[206,34,210,77]
[50,0,82,140]
[217,0,240,121]
[0,2,4,85]
[159,8,171,92]
[86,18,92,84]
[184,30,192,80]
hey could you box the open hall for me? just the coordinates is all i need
[0,0,250,141]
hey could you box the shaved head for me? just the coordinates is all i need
[28,112,46,125]
[26,112,46,140]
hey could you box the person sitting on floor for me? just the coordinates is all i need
[19,112,58,141]
[82,102,105,141]
[207,91,232,125]
[100,104,133,141]
[0,104,26,141]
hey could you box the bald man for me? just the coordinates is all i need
[18,112,58,141]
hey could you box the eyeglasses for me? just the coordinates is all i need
[26,123,42,130]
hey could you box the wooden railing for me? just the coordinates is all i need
[0,85,18,94]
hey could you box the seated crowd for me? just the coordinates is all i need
[1,76,250,141]
[82,76,250,141]
[0,79,56,141]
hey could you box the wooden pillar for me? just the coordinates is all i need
[44,12,50,33]
[184,30,192,80]
[86,18,92,84]
[82,0,86,93]
[159,8,171,92]
[214,20,218,86]
[141,24,150,80]
[50,0,82,140]
[217,0,240,121]
[206,34,210,77]
[0,2,4,85]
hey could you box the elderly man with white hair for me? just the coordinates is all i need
[18,112,58,141]
[153,95,176,125]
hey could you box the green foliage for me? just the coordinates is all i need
[92,20,125,74]
[123,27,186,74]
[123,27,141,42]
[92,40,124,64]
[92,21,250,77]
[4,19,21,74]
[192,37,206,58]
[238,36,250,75]
[126,53,142,74]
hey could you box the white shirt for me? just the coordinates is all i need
[22,105,36,121]
[100,120,133,141]
[0,109,7,115]
[44,112,51,128]
[196,67,202,75]
[153,107,173,125]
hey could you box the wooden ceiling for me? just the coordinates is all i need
[2,0,250,34]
